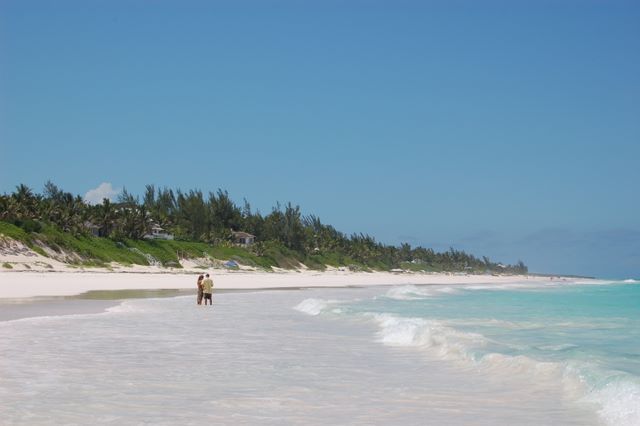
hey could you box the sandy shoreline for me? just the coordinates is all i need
[0,268,576,299]
[0,266,570,321]
[0,296,119,322]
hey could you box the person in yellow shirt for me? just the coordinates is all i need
[202,273,214,305]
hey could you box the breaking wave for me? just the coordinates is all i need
[383,285,459,300]
[364,313,640,426]
[294,298,337,316]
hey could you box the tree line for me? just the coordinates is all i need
[0,182,528,273]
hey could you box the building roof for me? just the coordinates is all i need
[232,231,255,238]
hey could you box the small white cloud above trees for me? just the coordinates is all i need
[84,182,119,205]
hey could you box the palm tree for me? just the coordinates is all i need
[12,184,39,220]
[93,198,116,237]
[0,195,18,221]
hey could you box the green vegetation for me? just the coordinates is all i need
[0,221,32,244]
[2,262,12,269]
[0,182,528,274]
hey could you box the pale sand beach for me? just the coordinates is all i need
[0,267,564,323]
[0,269,559,299]
[0,268,581,326]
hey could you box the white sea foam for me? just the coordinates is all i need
[104,300,141,314]
[566,359,640,426]
[366,312,639,426]
[384,285,430,300]
[461,283,535,291]
[367,311,600,424]
[587,378,640,426]
[370,313,486,360]
[103,298,168,315]
[369,313,566,374]
[384,285,458,300]
[372,314,428,346]
[293,298,333,316]
[623,279,638,283]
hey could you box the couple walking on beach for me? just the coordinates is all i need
[197,274,214,305]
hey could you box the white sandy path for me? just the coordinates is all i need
[0,270,558,299]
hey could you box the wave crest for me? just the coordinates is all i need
[587,377,640,426]
[384,285,458,300]
[371,314,485,360]
[367,312,639,426]
[294,298,333,316]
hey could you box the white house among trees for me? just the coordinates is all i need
[232,231,255,246]
[144,224,174,240]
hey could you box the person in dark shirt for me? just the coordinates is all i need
[196,274,204,305]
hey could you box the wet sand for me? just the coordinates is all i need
[0,289,193,322]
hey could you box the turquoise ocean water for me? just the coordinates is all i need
[296,279,640,425]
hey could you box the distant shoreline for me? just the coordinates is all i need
[0,263,598,280]
[528,272,596,279]
[0,274,600,323]
[0,269,600,300]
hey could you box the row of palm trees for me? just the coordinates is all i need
[0,183,147,239]
[0,182,528,273]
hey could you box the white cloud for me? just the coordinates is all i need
[84,182,119,205]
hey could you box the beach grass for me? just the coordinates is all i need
[2,220,443,273]
[0,221,31,244]
[0,221,304,270]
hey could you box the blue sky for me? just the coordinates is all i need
[1,1,639,278]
